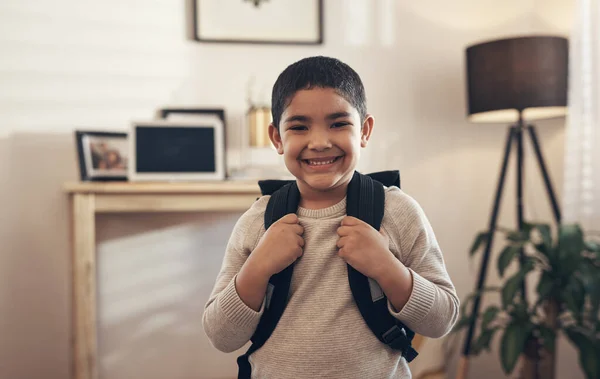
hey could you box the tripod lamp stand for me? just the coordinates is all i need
[457,35,569,378]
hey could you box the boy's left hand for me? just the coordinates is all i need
[336,216,396,280]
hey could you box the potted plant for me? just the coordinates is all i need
[454,222,600,379]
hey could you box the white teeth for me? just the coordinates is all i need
[308,159,335,165]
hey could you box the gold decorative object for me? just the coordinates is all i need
[247,105,272,148]
[228,77,291,180]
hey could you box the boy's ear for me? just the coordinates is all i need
[268,123,284,154]
[360,115,374,148]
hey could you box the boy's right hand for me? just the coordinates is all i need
[250,213,304,278]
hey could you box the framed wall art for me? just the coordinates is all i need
[192,0,323,45]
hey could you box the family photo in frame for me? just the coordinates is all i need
[75,131,128,181]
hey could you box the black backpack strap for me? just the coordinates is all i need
[366,170,401,189]
[238,170,415,378]
[258,179,296,196]
[237,181,301,379]
[347,171,418,362]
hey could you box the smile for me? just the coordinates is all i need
[301,156,342,166]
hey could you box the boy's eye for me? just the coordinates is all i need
[288,125,308,131]
[331,122,350,128]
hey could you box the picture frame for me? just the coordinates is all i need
[192,0,323,45]
[158,107,228,177]
[158,107,225,126]
[129,116,226,182]
[75,131,128,181]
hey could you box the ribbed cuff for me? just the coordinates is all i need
[388,269,436,325]
[218,275,264,328]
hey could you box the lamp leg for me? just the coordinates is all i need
[527,124,562,224]
[526,123,560,379]
[516,121,527,302]
[457,126,516,379]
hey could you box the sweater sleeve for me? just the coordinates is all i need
[202,196,269,353]
[382,187,459,338]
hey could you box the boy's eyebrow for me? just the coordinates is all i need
[283,115,311,124]
[325,111,352,120]
[283,112,352,124]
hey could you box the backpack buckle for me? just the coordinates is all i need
[382,325,406,346]
[382,326,418,362]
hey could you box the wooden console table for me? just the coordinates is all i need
[63,181,261,379]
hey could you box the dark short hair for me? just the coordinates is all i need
[271,56,367,129]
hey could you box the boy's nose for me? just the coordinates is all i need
[307,129,332,151]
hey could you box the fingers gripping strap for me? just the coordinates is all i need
[259,181,299,325]
[239,171,415,378]
[238,182,301,379]
[347,172,417,361]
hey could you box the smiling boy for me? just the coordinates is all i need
[203,56,459,379]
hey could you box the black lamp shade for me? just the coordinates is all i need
[466,36,569,123]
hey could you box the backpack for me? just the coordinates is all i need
[236,170,418,379]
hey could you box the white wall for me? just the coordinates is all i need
[0,0,580,378]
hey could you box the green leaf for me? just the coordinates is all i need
[535,224,553,249]
[460,286,501,317]
[507,230,530,243]
[564,277,585,319]
[472,327,500,354]
[572,278,586,312]
[501,261,534,309]
[558,224,585,260]
[566,330,600,379]
[534,242,551,260]
[509,302,529,322]
[580,345,600,379]
[523,258,536,272]
[584,240,600,253]
[470,231,490,256]
[533,223,556,264]
[561,252,584,277]
[497,245,521,277]
[565,328,588,348]
[481,306,500,329]
[536,271,554,303]
[502,274,523,309]
[452,314,474,333]
[537,325,556,353]
[500,321,532,374]
[588,279,600,319]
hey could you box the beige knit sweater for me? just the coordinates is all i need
[203,186,459,379]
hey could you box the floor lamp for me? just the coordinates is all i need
[456,36,569,379]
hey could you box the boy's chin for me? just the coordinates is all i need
[300,173,352,192]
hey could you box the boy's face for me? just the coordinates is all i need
[269,87,373,198]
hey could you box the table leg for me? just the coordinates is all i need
[72,194,97,379]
